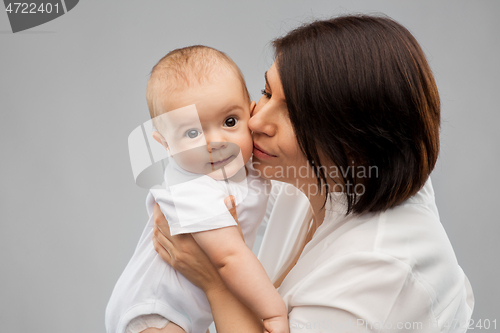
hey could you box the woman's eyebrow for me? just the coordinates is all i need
[264,71,270,88]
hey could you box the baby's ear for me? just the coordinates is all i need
[152,130,169,151]
[249,101,256,116]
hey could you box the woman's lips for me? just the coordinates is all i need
[253,143,277,160]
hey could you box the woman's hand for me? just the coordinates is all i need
[152,195,240,292]
[153,196,265,333]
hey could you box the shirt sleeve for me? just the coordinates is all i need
[152,174,237,236]
[286,252,440,333]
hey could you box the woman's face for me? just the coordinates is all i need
[249,62,312,187]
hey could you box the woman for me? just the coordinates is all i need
[151,15,474,333]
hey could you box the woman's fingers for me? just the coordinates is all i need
[152,203,176,262]
[224,195,244,241]
[150,202,225,291]
[224,195,238,221]
[152,230,172,263]
[153,203,172,238]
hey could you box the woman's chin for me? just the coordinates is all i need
[251,157,272,177]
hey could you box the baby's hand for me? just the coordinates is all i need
[263,315,289,333]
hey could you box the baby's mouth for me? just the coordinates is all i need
[209,155,235,168]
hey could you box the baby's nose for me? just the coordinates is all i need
[207,141,227,152]
[205,131,227,151]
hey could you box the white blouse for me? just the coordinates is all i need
[257,179,474,333]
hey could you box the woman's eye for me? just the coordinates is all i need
[261,89,272,99]
[224,117,237,127]
[185,129,201,139]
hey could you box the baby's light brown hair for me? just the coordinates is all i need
[147,45,250,129]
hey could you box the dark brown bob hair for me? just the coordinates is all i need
[273,14,440,214]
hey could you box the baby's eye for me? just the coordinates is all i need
[224,117,237,127]
[185,129,201,139]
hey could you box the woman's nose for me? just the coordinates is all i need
[248,102,276,137]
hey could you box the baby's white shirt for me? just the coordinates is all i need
[105,157,270,333]
[151,157,258,238]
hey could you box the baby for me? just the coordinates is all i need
[105,46,289,333]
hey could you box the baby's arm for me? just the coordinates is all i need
[192,226,288,333]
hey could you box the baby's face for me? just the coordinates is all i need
[155,70,253,179]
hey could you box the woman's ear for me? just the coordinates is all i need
[152,130,169,152]
[250,101,256,117]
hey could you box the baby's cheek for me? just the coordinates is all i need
[175,150,206,173]
[242,134,254,162]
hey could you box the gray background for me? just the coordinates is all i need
[1,1,498,332]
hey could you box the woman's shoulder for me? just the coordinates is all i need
[277,179,473,328]
[282,244,472,331]
[312,178,446,264]
[282,246,472,332]
[263,178,464,288]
